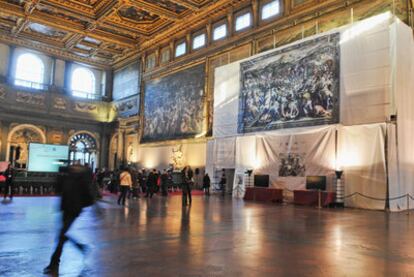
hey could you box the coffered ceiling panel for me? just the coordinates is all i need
[0,0,234,67]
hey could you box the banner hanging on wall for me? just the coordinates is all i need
[238,33,340,133]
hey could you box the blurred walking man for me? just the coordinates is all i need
[43,161,94,275]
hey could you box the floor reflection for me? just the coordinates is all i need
[1,196,414,276]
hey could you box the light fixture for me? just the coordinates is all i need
[335,170,344,207]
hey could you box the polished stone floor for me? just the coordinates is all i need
[1,195,414,277]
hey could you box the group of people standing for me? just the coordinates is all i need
[96,165,216,207]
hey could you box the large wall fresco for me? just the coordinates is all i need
[142,63,205,142]
[113,62,140,101]
[238,33,340,133]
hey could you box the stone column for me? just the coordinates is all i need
[99,131,108,169]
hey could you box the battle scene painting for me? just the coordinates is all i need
[238,33,340,133]
[142,64,205,142]
[279,153,306,177]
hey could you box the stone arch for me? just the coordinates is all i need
[7,124,46,167]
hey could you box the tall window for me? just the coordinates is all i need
[175,41,186,57]
[213,23,227,40]
[261,0,281,20]
[235,12,252,31]
[71,67,96,98]
[14,53,45,90]
[193,33,206,49]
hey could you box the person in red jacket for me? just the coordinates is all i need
[3,163,15,200]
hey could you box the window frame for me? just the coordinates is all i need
[146,52,157,69]
[175,40,187,58]
[192,30,207,50]
[14,52,46,91]
[212,20,228,42]
[260,0,283,22]
[234,9,253,33]
[70,66,97,99]
[160,46,170,64]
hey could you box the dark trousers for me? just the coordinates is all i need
[50,213,82,266]
[161,184,168,196]
[220,183,226,196]
[182,185,192,205]
[203,186,210,195]
[3,183,13,199]
[118,186,129,205]
[145,186,154,198]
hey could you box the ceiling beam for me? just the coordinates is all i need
[24,0,41,15]
[94,0,120,21]
[12,17,30,36]
[0,31,111,68]
[65,33,85,50]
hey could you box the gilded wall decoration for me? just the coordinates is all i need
[53,97,67,110]
[9,126,45,166]
[16,91,46,106]
[49,131,64,144]
[114,98,139,118]
[0,86,6,99]
[74,102,98,114]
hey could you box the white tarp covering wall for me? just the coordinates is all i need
[338,124,387,210]
[255,126,336,191]
[213,13,395,137]
[388,21,414,211]
[211,13,414,210]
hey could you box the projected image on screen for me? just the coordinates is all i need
[28,143,69,172]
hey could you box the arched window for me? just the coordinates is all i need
[14,53,45,90]
[71,67,96,98]
[69,132,98,170]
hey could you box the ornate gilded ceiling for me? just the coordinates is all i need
[0,0,240,67]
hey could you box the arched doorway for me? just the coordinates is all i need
[7,124,46,168]
[68,132,98,170]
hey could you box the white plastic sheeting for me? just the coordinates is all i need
[340,13,392,125]
[338,124,387,210]
[213,13,394,138]
[388,21,414,211]
[209,14,414,211]
[254,126,336,191]
[211,137,236,169]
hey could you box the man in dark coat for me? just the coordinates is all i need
[160,169,169,197]
[44,162,94,274]
[145,169,158,198]
[203,173,211,196]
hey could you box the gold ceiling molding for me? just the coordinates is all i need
[0,0,223,66]
[0,33,112,69]
[1,0,390,68]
